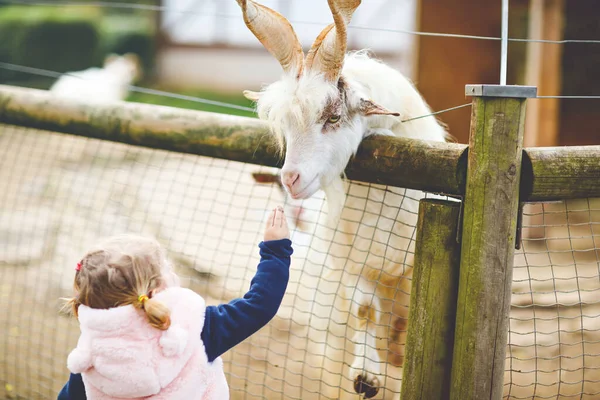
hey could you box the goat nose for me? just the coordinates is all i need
[282,171,300,191]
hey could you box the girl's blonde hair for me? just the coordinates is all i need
[66,234,177,330]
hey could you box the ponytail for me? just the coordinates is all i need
[136,294,171,330]
[61,297,80,317]
[68,235,175,331]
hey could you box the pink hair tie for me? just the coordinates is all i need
[75,262,82,271]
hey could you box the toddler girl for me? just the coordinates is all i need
[58,206,292,400]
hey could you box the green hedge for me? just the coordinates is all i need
[0,6,100,83]
[101,15,156,76]
[0,6,155,85]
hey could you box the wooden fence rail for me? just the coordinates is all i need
[1,85,599,201]
[0,85,466,197]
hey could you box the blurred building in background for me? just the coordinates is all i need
[413,0,599,147]
[0,0,597,145]
[155,0,599,146]
[157,0,419,91]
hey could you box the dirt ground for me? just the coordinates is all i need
[0,126,598,399]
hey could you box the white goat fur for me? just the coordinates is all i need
[49,53,141,103]
[250,51,449,398]
[48,54,142,163]
[257,51,448,219]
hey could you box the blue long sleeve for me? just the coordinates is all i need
[57,238,292,399]
[201,238,292,362]
[57,373,85,400]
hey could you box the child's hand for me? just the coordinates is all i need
[264,206,290,241]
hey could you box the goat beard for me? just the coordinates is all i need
[322,176,347,226]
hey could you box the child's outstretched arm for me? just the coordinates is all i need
[201,206,293,362]
[57,207,292,397]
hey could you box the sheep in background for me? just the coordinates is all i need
[49,53,141,102]
[236,0,449,398]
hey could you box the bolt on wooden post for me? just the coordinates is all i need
[450,85,537,400]
[401,199,462,400]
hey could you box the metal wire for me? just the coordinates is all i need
[2,0,600,45]
[0,122,427,399]
[0,62,480,123]
[536,95,600,99]
[500,0,509,85]
[0,62,256,113]
[401,103,472,123]
[1,124,599,400]
[507,199,600,399]
[1,1,599,398]
[4,61,597,105]
[2,123,599,400]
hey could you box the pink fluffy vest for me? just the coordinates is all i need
[67,287,229,399]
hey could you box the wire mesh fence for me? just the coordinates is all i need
[506,201,600,399]
[0,124,422,399]
[1,124,599,400]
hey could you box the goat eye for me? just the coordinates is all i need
[327,115,341,124]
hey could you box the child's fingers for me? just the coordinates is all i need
[266,208,276,228]
[280,209,289,229]
[274,206,284,227]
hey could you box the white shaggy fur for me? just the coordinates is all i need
[49,53,141,103]
[256,52,449,220]
[249,51,449,398]
[47,53,142,163]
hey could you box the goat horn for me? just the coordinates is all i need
[236,0,304,76]
[305,0,361,81]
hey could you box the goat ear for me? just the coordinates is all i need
[243,90,261,102]
[104,53,119,67]
[359,99,400,117]
[123,53,139,65]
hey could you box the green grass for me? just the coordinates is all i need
[126,87,257,118]
[5,77,256,118]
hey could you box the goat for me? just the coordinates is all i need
[236,0,449,398]
[49,53,141,103]
[252,171,308,231]
[48,53,142,163]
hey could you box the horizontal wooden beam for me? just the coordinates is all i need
[0,85,468,196]
[522,146,600,201]
[1,86,599,201]
[346,135,467,196]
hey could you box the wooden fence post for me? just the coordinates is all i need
[401,199,461,400]
[450,85,536,400]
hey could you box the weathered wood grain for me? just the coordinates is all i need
[523,146,600,201]
[2,86,599,201]
[0,85,467,195]
[450,96,527,400]
[401,199,461,400]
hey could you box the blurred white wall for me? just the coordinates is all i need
[158,0,419,92]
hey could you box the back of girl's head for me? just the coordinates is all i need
[68,234,174,330]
